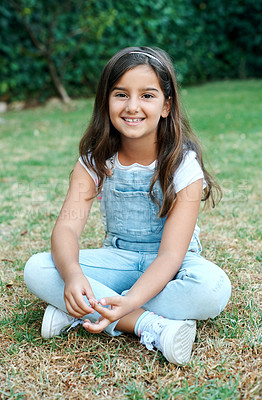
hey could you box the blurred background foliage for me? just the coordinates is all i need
[1,0,261,103]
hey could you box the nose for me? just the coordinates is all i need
[126,96,140,113]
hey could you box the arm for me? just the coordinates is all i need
[51,161,98,318]
[85,179,203,331]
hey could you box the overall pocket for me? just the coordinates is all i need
[106,189,165,236]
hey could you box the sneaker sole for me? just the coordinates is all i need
[161,320,196,365]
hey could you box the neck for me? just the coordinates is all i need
[119,139,157,166]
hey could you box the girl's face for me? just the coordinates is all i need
[109,65,170,146]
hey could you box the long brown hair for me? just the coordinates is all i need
[79,46,222,217]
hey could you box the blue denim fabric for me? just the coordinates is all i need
[102,168,166,248]
[24,167,231,336]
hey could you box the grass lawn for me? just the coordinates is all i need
[0,80,261,399]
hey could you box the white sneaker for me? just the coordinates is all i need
[41,305,83,339]
[140,318,196,365]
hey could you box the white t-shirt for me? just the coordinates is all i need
[79,150,205,193]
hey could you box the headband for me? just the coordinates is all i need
[128,51,165,68]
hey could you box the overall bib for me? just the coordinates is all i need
[24,167,231,336]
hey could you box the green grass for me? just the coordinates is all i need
[0,80,261,399]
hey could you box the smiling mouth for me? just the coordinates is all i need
[122,118,144,122]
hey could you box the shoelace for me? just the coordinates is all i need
[140,318,166,350]
[62,319,83,334]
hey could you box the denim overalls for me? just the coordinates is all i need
[102,167,166,252]
[24,165,231,336]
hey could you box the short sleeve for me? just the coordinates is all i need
[78,155,99,185]
[174,151,205,193]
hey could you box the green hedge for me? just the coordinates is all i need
[1,0,261,102]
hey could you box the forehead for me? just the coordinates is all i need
[115,65,161,88]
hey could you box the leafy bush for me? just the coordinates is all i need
[0,0,261,102]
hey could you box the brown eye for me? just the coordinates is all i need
[143,94,154,99]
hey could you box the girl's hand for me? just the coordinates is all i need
[82,295,132,333]
[64,272,98,318]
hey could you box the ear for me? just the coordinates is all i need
[161,97,171,118]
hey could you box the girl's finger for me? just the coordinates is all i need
[65,300,83,318]
[65,293,95,317]
[75,293,97,314]
[99,296,122,306]
[83,318,109,333]
[83,285,97,302]
[91,302,113,319]
[89,297,99,307]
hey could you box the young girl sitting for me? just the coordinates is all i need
[24,46,231,365]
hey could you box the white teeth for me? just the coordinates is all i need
[124,118,143,122]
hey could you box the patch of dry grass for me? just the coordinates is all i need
[1,83,261,399]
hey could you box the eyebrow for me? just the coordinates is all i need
[112,86,159,92]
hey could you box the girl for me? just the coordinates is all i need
[24,46,231,365]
